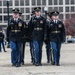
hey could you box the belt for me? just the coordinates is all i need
[34,28,42,31]
[11,30,21,33]
[51,30,61,33]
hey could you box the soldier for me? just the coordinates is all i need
[28,7,47,66]
[28,10,35,64]
[47,11,66,66]
[19,12,28,65]
[0,28,6,52]
[6,9,25,67]
[45,12,51,63]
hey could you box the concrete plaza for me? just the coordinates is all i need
[0,43,75,75]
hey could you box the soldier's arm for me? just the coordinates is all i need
[46,21,50,39]
[43,18,47,41]
[28,18,33,38]
[22,21,28,37]
[61,22,66,42]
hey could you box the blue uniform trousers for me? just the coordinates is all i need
[33,40,43,64]
[10,41,21,65]
[46,42,50,63]
[51,42,61,64]
[20,42,25,64]
[0,41,5,52]
[30,40,35,63]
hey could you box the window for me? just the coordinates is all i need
[9,8,12,13]
[0,8,2,13]
[71,14,75,18]
[0,1,2,6]
[9,1,12,6]
[42,0,46,5]
[3,8,12,13]
[41,7,44,13]
[32,0,36,5]
[20,8,24,13]
[0,17,2,23]
[59,14,63,19]
[15,0,19,6]
[54,0,58,5]
[25,0,29,6]
[71,7,74,12]
[0,16,2,21]
[26,8,30,13]
[54,7,58,11]
[71,0,74,4]
[22,15,24,20]
[48,0,52,5]
[20,0,24,6]
[3,8,7,13]
[66,7,69,12]
[48,7,53,12]
[65,0,69,5]
[3,1,7,6]
[37,0,41,5]
[26,15,30,20]
[59,0,63,5]
[59,7,63,12]
[4,16,8,21]
[31,8,34,12]
[65,14,70,19]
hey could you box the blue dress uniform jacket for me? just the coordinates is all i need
[28,16,47,41]
[28,16,47,65]
[47,20,66,65]
[48,20,66,42]
[7,18,25,42]
[6,18,26,67]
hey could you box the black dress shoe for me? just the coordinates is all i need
[4,51,7,52]
[38,63,42,66]
[51,62,55,65]
[15,64,21,67]
[56,64,60,66]
[47,61,50,63]
[21,62,25,65]
[12,64,16,66]
[35,63,39,66]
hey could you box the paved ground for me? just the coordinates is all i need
[0,43,75,75]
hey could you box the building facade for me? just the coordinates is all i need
[0,0,75,26]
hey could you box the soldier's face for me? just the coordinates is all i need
[13,13,19,18]
[52,15,59,20]
[35,11,41,16]
[47,16,51,20]
[19,16,22,19]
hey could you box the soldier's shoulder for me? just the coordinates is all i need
[50,20,54,23]
[40,16,44,18]
[10,18,14,22]
[58,20,63,23]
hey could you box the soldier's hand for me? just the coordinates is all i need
[44,37,47,41]
[6,37,9,42]
[62,38,66,43]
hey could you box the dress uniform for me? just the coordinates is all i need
[28,10,35,64]
[19,12,28,65]
[47,11,66,66]
[0,28,6,52]
[7,9,25,67]
[28,7,47,66]
[45,12,52,63]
